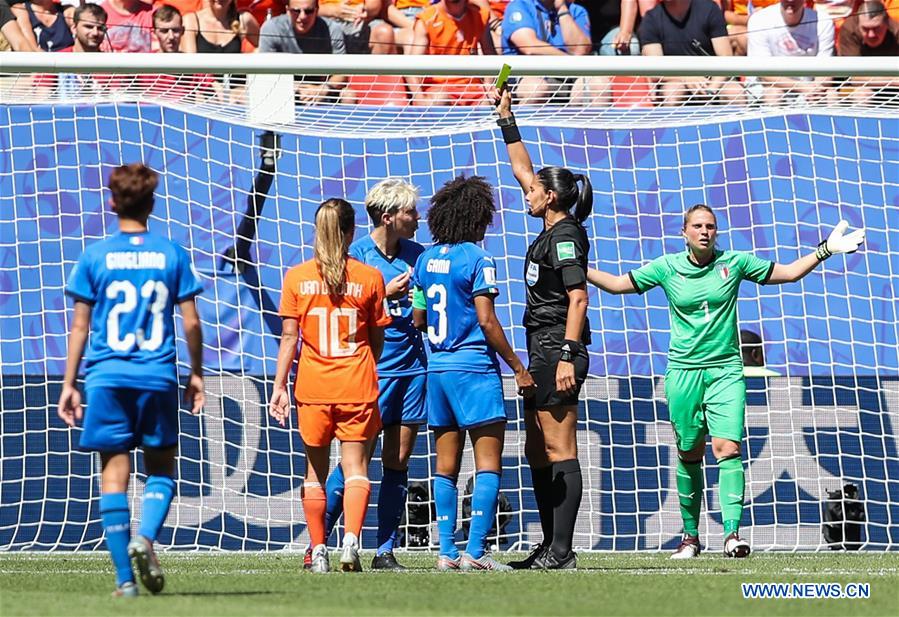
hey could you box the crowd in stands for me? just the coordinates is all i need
[1,0,897,106]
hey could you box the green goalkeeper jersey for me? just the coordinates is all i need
[629,249,774,369]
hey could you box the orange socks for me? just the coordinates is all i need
[343,476,371,538]
[302,482,327,546]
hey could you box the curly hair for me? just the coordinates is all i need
[426,175,496,245]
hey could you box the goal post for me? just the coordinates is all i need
[1,55,897,552]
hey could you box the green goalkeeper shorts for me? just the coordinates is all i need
[664,366,746,452]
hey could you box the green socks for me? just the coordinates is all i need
[676,459,704,537]
[718,455,745,535]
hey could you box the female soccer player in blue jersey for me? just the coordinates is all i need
[411,175,536,571]
[57,163,204,597]
[316,179,428,570]
[588,204,864,559]
[494,88,593,570]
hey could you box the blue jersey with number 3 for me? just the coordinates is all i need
[412,242,500,373]
[65,231,203,391]
[349,234,427,376]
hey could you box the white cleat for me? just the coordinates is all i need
[340,533,362,572]
[436,555,461,571]
[460,552,512,572]
[127,535,165,594]
[723,532,751,558]
[310,544,330,573]
[670,535,701,560]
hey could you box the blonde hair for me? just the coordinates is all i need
[364,178,420,226]
[314,198,356,293]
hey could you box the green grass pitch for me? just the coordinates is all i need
[1,552,896,617]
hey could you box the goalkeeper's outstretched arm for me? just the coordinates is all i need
[767,220,865,284]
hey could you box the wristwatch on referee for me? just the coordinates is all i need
[559,340,580,363]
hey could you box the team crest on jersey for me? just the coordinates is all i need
[526,261,539,286]
[440,246,449,254]
[129,236,144,246]
[715,263,730,280]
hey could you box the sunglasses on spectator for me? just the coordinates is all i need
[288,7,316,15]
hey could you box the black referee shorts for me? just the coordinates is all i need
[524,326,589,411]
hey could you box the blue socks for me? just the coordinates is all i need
[324,464,345,542]
[100,492,133,586]
[377,467,408,555]
[434,474,459,559]
[138,476,175,542]
[465,470,501,559]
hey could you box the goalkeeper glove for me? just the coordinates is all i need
[816,220,865,261]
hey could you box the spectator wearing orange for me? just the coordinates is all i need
[182,0,260,53]
[100,0,154,52]
[838,0,899,102]
[12,0,74,51]
[270,198,391,574]
[409,0,496,106]
[319,0,394,53]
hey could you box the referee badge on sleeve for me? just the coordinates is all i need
[556,241,576,261]
[526,261,539,286]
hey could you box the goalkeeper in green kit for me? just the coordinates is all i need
[587,205,865,558]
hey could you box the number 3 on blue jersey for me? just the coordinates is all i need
[426,283,447,344]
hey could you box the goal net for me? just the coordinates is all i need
[1,55,897,552]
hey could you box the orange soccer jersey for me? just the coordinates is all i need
[420,3,489,57]
[279,258,391,405]
[420,2,490,102]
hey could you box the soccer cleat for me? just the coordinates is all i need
[111,581,139,598]
[670,534,701,560]
[128,535,165,594]
[340,533,362,572]
[507,543,547,570]
[460,552,512,572]
[723,532,751,558]
[532,548,577,570]
[303,546,313,571]
[310,544,330,573]
[436,555,462,571]
[371,551,406,571]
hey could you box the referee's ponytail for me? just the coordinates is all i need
[536,167,594,223]
[572,174,593,223]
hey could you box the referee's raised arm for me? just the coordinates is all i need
[493,87,536,193]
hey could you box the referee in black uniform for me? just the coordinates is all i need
[493,88,592,570]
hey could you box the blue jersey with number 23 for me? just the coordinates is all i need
[65,231,203,391]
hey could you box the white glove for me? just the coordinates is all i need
[817,220,865,260]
